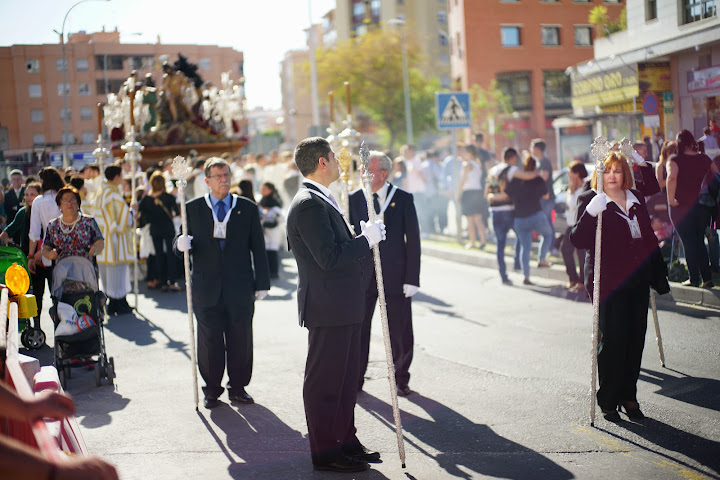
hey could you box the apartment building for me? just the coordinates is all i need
[570,0,719,143]
[449,0,623,163]
[0,28,244,159]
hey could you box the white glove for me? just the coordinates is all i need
[403,284,419,298]
[586,193,608,218]
[255,290,268,301]
[176,235,193,252]
[360,219,386,248]
[632,150,647,166]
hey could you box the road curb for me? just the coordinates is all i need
[421,240,720,311]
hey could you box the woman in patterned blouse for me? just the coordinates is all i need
[42,186,104,263]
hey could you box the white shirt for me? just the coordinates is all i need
[404,156,427,193]
[566,185,585,223]
[29,191,61,242]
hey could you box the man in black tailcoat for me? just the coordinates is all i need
[349,150,421,396]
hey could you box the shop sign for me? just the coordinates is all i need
[572,64,639,109]
[643,115,660,127]
[638,62,671,94]
[687,64,720,92]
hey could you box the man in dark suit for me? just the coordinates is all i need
[286,137,386,473]
[176,158,270,409]
[349,151,421,396]
[4,170,24,242]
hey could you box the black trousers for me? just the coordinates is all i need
[151,234,179,284]
[195,296,254,399]
[561,227,584,284]
[304,323,361,463]
[597,283,649,411]
[359,290,414,390]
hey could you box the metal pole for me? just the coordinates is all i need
[400,26,413,144]
[359,142,406,468]
[172,156,200,410]
[308,0,320,127]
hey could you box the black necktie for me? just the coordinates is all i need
[373,193,381,215]
[216,200,226,249]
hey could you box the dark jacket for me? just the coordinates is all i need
[348,184,421,295]
[570,188,668,301]
[184,194,270,309]
[4,187,24,225]
[286,183,371,328]
[138,192,179,238]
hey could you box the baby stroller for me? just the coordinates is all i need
[49,256,114,388]
[0,246,45,349]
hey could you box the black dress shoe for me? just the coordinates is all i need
[203,397,219,409]
[619,402,645,420]
[343,443,381,463]
[313,456,369,473]
[397,385,411,397]
[601,408,621,422]
[228,388,254,404]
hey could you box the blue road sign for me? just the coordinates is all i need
[436,92,471,129]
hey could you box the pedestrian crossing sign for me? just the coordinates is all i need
[436,92,471,129]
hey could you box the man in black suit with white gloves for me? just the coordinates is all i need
[176,157,270,409]
[349,150,421,397]
[286,137,386,473]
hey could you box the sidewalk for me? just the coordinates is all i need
[422,234,720,311]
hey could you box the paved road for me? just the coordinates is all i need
[27,252,720,479]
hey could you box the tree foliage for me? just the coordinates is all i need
[589,6,627,37]
[469,80,512,134]
[315,29,439,148]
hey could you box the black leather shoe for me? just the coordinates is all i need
[203,397,219,409]
[602,408,621,422]
[228,388,254,404]
[397,385,411,397]
[619,402,645,420]
[313,456,369,472]
[343,443,381,463]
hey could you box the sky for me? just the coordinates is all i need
[0,0,335,109]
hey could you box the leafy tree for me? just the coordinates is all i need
[314,28,439,148]
[469,80,512,136]
[589,5,627,37]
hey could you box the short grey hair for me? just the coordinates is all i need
[204,157,230,177]
[369,151,393,172]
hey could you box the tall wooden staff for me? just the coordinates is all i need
[121,88,142,310]
[619,139,666,367]
[359,142,406,468]
[172,155,200,410]
[589,136,609,427]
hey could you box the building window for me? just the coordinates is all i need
[441,76,451,89]
[33,134,46,145]
[31,109,44,123]
[57,83,70,96]
[96,55,124,71]
[96,79,124,95]
[56,59,68,72]
[198,58,211,72]
[60,108,72,121]
[82,131,95,144]
[456,32,463,58]
[541,26,560,46]
[496,71,532,111]
[438,10,447,23]
[62,133,75,144]
[81,107,93,120]
[371,0,380,17]
[501,26,521,47]
[26,59,40,73]
[574,26,593,46]
[439,31,449,46]
[440,54,450,64]
[543,70,571,109]
[78,83,91,96]
[647,0,657,19]
[76,58,89,71]
[681,0,716,24]
[28,84,42,98]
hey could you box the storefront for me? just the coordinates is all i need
[687,64,720,134]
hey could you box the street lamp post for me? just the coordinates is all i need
[389,18,413,145]
[57,0,110,169]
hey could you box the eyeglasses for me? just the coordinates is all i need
[208,173,232,180]
[61,198,78,204]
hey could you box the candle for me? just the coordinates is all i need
[129,90,135,128]
[344,82,351,116]
[97,103,102,136]
[329,91,334,123]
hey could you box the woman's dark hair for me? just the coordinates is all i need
[568,160,588,179]
[259,182,282,208]
[38,167,65,193]
[523,153,537,172]
[238,179,256,203]
[55,186,82,209]
[149,171,166,193]
[676,129,698,153]
[69,176,84,192]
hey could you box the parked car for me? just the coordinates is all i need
[551,163,595,234]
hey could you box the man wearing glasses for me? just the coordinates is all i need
[176,158,270,409]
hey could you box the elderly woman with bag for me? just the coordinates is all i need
[138,171,181,291]
[570,152,669,422]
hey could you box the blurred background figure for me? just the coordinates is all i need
[560,161,588,292]
[258,181,284,280]
[457,144,486,250]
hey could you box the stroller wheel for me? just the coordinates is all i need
[58,368,67,390]
[94,364,102,387]
[21,328,46,350]
[106,362,114,385]
[64,366,71,379]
